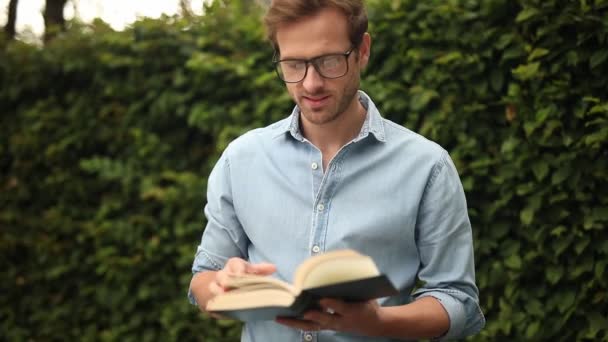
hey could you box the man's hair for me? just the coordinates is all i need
[264,0,368,53]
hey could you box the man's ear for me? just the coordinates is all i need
[358,32,371,68]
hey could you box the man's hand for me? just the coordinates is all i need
[190,258,276,318]
[208,257,277,296]
[275,298,384,337]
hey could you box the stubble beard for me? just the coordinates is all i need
[298,74,360,126]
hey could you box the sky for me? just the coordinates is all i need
[0,0,206,37]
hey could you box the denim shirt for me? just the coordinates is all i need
[190,91,485,341]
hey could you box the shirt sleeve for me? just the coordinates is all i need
[188,149,250,305]
[412,150,486,339]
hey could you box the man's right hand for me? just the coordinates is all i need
[209,257,277,296]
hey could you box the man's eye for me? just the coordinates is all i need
[320,56,341,69]
[285,61,306,70]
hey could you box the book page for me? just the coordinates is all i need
[225,274,298,295]
[207,288,297,311]
[294,250,381,289]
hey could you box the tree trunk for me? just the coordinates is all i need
[4,0,18,40]
[43,0,68,43]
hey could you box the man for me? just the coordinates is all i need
[189,0,485,340]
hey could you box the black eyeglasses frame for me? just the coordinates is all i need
[272,47,356,83]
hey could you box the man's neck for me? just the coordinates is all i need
[300,100,367,168]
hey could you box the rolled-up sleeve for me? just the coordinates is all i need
[188,149,250,304]
[413,150,485,339]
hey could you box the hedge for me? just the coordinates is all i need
[1,0,606,341]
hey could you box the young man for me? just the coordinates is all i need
[189,0,485,340]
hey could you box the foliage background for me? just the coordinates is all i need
[1,0,607,341]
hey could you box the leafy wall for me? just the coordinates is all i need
[1,0,607,341]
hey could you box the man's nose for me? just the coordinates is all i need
[302,64,324,92]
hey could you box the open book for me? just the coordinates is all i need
[206,249,398,321]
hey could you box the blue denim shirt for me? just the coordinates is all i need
[190,91,485,341]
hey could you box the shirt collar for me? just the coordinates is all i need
[276,90,386,143]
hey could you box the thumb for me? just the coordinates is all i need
[246,262,277,275]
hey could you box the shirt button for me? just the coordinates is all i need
[311,162,318,170]
[317,203,325,211]
[304,332,313,341]
[312,245,321,253]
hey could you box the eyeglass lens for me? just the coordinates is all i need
[276,54,349,82]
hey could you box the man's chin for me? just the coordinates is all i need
[301,110,339,126]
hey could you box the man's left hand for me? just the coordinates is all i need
[276,298,383,336]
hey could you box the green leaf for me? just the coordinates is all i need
[584,312,607,339]
[591,207,608,222]
[551,167,570,185]
[495,34,514,49]
[535,107,551,122]
[572,256,594,277]
[505,254,522,269]
[516,182,535,196]
[583,96,601,104]
[490,70,504,92]
[566,50,579,66]
[512,62,541,80]
[524,121,541,136]
[554,235,573,256]
[557,291,576,313]
[525,321,540,338]
[516,8,540,22]
[601,240,608,254]
[590,101,608,116]
[409,88,438,111]
[574,236,590,254]
[501,136,519,153]
[546,265,563,284]
[550,225,567,236]
[531,162,549,181]
[589,50,608,69]
[584,127,608,146]
[595,260,606,279]
[503,45,526,60]
[528,48,549,61]
[520,207,535,225]
[526,299,544,316]
[435,51,463,65]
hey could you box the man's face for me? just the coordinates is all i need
[275,7,370,127]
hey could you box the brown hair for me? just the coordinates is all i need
[264,0,368,53]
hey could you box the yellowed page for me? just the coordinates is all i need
[293,249,380,289]
[207,289,296,311]
[225,274,298,294]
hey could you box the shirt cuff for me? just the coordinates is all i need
[188,248,224,306]
[187,286,198,306]
[418,291,466,340]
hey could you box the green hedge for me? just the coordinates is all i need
[1,0,606,341]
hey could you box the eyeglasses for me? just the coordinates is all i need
[273,47,355,83]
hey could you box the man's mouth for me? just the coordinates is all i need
[303,95,330,108]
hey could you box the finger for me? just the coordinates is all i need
[246,262,277,275]
[208,278,225,295]
[207,311,232,320]
[319,298,348,315]
[225,258,248,274]
[275,317,321,331]
[215,270,233,289]
[302,310,338,329]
